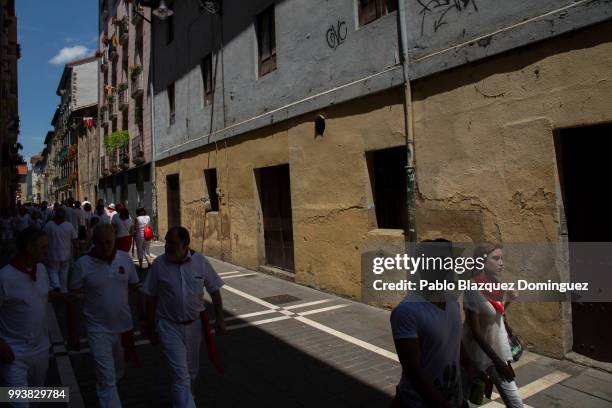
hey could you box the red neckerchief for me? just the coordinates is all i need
[88,247,117,264]
[200,310,224,374]
[473,273,505,314]
[121,330,141,368]
[10,256,37,281]
[52,216,64,225]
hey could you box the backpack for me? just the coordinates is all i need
[143,225,154,241]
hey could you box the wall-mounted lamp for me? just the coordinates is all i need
[152,0,174,20]
[315,114,326,136]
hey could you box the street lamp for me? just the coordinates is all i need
[152,0,174,20]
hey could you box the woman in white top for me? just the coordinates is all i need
[463,243,523,408]
[112,207,134,252]
[134,207,152,270]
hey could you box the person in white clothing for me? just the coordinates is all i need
[92,204,111,225]
[0,228,65,406]
[43,209,77,292]
[69,224,142,408]
[12,207,30,234]
[134,207,152,270]
[112,207,133,253]
[63,198,79,233]
[74,201,87,240]
[28,211,44,231]
[143,227,226,408]
[463,243,523,408]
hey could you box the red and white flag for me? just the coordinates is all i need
[83,117,94,129]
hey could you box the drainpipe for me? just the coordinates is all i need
[397,0,417,245]
[149,11,158,236]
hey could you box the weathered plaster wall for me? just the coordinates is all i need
[156,88,407,299]
[153,0,403,161]
[411,22,612,357]
[402,0,612,79]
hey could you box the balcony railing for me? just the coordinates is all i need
[101,156,110,177]
[109,152,120,173]
[108,98,117,119]
[119,17,129,43]
[119,147,130,170]
[131,71,144,96]
[101,52,109,71]
[132,134,145,165]
[118,90,128,110]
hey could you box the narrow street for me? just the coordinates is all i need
[40,243,612,408]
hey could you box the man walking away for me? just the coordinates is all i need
[43,209,77,292]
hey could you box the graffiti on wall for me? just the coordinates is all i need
[326,20,348,50]
[417,0,479,36]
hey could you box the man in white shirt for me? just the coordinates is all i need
[43,208,77,292]
[0,228,63,399]
[143,226,226,408]
[12,206,30,234]
[63,197,79,233]
[69,224,141,408]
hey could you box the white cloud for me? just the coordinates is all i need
[64,37,77,43]
[49,45,90,65]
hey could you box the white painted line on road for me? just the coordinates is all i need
[294,316,399,362]
[519,371,571,399]
[485,370,570,407]
[297,304,350,316]
[223,285,280,309]
[225,309,278,321]
[48,306,85,408]
[222,273,258,279]
[218,270,242,276]
[226,315,292,331]
[283,299,333,310]
[222,283,399,361]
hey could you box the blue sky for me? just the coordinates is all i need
[16,0,98,167]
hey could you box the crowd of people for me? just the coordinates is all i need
[0,198,226,408]
[1,199,526,408]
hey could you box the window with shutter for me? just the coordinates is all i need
[256,6,277,77]
[358,0,398,26]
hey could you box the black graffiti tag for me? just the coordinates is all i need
[417,0,478,36]
[326,20,348,50]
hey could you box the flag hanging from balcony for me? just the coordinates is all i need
[83,117,94,129]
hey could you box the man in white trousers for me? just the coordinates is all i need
[69,224,142,408]
[143,226,226,408]
[43,208,77,292]
[0,228,65,407]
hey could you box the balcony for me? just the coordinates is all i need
[131,70,144,97]
[100,156,110,177]
[101,52,109,72]
[109,153,120,173]
[109,46,118,61]
[118,17,129,44]
[119,147,130,170]
[132,135,145,165]
[108,98,117,119]
[132,4,144,25]
[118,88,129,110]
